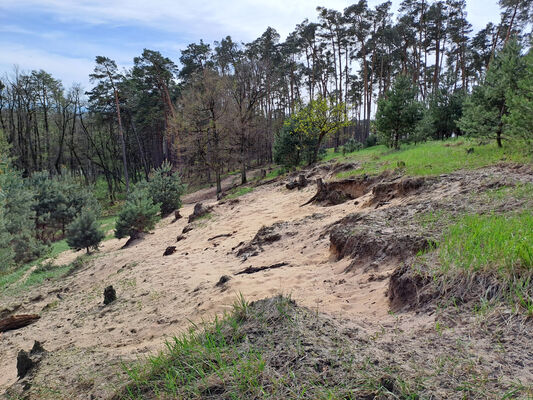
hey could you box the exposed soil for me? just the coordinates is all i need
[1,163,532,399]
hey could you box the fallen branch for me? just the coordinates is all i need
[0,314,40,332]
[235,262,289,275]
[208,233,233,241]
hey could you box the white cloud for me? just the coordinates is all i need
[0,0,353,40]
[0,43,95,88]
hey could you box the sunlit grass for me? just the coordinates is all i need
[331,139,531,178]
[225,186,254,199]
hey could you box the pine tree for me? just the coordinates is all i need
[375,75,423,149]
[503,44,533,144]
[459,38,525,146]
[115,188,161,240]
[1,168,44,264]
[66,211,105,254]
[0,199,14,271]
[143,161,185,216]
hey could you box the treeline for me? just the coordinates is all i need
[0,0,532,195]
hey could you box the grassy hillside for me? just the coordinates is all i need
[326,139,531,177]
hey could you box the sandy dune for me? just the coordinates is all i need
[1,164,532,398]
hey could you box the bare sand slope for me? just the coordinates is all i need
[1,164,531,398]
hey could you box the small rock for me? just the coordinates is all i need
[182,225,194,234]
[103,286,116,305]
[176,234,186,242]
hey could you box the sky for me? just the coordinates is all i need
[0,0,501,89]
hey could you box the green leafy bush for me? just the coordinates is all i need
[66,211,105,253]
[115,188,161,240]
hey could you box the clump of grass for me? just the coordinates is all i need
[226,186,254,199]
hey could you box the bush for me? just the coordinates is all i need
[342,138,363,155]
[30,171,100,240]
[365,134,378,148]
[66,211,105,253]
[142,161,185,216]
[273,119,302,168]
[1,167,44,264]
[273,117,325,168]
[0,201,14,271]
[115,188,161,240]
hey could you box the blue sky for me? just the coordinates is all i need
[0,0,501,89]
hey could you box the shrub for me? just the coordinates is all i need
[66,211,105,253]
[115,188,161,240]
[0,201,14,271]
[342,138,363,154]
[142,161,185,216]
[1,167,44,264]
[30,171,100,240]
[365,134,378,148]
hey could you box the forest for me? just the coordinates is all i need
[0,0,532,271]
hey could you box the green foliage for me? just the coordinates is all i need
[416,88,464,142]
[275,98,349,167]
[0,166,44,265]
[115,187,161,239]
[0,200,14,270]
[459,39,526,147]
[364,134,378,148]
[503,45,533,145]
[375,75,423,149]
[439,213,533,274]
[291,96,350,164]
[273,119,303,167]
[342,138,363,155]
[30,171,100,240]
[438,212,533,313]
[66,211,105,253]
[141,161,185,216]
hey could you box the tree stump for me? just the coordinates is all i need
[103,286,116,305]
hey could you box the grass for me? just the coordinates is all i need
[117,295,416,400]
[439,212,533,275]
[99,214,118,240]
[116,295,531,399]
[225,186,254,199]
[331,139,531,178]
[420,212,533,315]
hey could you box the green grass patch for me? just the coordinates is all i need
[439,212,533,275]
[99,214,118,240]
[434,212,533,314]
[333,139,531,178]
[485,182,533,201]
[225,186,254,199]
